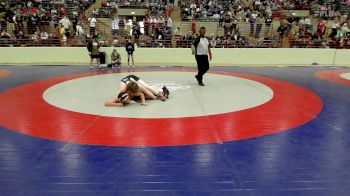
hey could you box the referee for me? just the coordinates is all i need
[192,27,212,86]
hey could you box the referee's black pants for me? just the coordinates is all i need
[195,55,210,84]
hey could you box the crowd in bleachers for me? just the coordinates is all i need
[0,0,350,48]
[177,0,350,48]
[0,0,95,28]
[0,0,96,46]
[96,0,174,18]
[288,17,350,49]
[108,14,173,48]
[179,0,350,21]
[96,0,174,47]
[98,0,174,9]
[180,0,280,21]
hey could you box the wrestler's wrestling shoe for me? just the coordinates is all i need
[162,86,170,99]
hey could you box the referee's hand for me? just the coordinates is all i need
[209,55,212,61]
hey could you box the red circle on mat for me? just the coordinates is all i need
[0,70,11,78]
[315,69,350,86]
[0,70,323,146]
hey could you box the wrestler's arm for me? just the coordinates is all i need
[134,92,147,106]
[105,99,124,107]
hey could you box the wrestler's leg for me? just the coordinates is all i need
[137,79,160,95]
[118,82,128,94]
[137,79,166,101]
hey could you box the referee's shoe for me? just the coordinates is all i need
[195,75,205,86]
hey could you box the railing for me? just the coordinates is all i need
[176,38,281,48]
[290,40,350,49]
[289,34,350,49]
[181,11,291,21]
[179,21,275,39]
[99,0,172,10]
[104,37,173,48]
[138,39,172,48]
[2,37,349,49]
[0,38,61,47]
[180,9,292,21]
[0,36,174,48]
[181,15,220,21]
[9,21,111,39]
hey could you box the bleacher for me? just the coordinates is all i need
[0,0,349,49]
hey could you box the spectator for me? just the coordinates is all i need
[126,19,133,35]
[109,48,121,69]
[168,5,174,16]
[277,22,288,38]
[298,17,305,31]
[41,31,49,41]
[174,27,181,36]
[71,15,79,33]
[1,29,11,39]
[0,29,11,44]
[92,7,98,15]
[119,17,126,34]
[305,16,312,30]
[132,28,140,43]
[317,19,327,39]
[60,26,66,37]
[125,39,135,70]
[167,17,173,35]
[186,31,194,40]
[191,19,196,34]
[249,14,256,37]
[255,14,264,38]
[59,15,71,38]
[290,21,299,38]
[76,22,85,36]
[87,37,101,70]
[16,31,25,39]
[331,21,341,39]
[213,12,220,20]
[265,14,273,38]
[94,31,103,42]
[32,31,40,44]
[143,17,150,35]
[158,16,165,29]
[28,13,39,34]
[76,21,84,45]
[88,14,97,36]
[41,13,51,33]
[112,17,119,35]
[150,16,157,32]
[341,23,350,34]
[219,15,223,27]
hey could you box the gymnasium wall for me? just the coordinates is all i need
[0,47,349,66]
